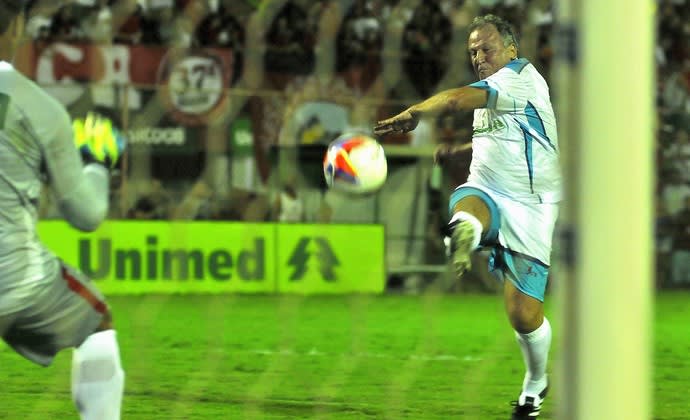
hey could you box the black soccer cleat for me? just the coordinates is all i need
[510,386,548,419]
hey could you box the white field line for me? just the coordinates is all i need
[247,348,482,362]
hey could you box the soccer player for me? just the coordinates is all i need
[374,14,560,419]
[0,1,125,419]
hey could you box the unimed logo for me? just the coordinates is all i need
[287,237,339,281]
[78,236,264,281]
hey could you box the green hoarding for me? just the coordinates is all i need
[37,221,385,295]
[276,224,385,294]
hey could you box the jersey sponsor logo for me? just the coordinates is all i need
[78,236,265,282]
[287,237,340,281]
[473,118,506,135]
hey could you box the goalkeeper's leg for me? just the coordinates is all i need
[72,312,125,420]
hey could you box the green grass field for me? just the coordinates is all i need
[0,291,688,419]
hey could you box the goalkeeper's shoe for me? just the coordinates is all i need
[448,219,475,277]
[72,113,126,169]
[510,386,548,419]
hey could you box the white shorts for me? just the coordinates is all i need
[448,182,559,301]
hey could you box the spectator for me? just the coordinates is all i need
[25,1,58,41]
[113,1,145,44]
[264,1,314,74]
[337,0,382,77]
[135,0,179,46]
[655,198,675,287]
[194,3,244,84]
[48,0,110,43]
[305,0,327,37]
[670,195,690,286]
[124,178,172,219]
[127,196,158,219]
[435,111,473,187]
[170,178,268,222]
[273,182,304,223]
[402,0,452,96]
[660,60,690,114]
[659,120,690,215]
[661,171,690,218]
[195,4,244,49]
[667,125,690,183]
[657,0,689,66]
[170,179,213,220]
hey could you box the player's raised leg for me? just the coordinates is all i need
[446,188,496,276]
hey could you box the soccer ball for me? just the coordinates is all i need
[323,133,388,194]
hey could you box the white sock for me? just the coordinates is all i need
[515,317,551,396]
[449,211,483,249]
[72,329,125,420]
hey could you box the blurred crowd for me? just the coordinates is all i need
[24,0,690,288]
[656,0,690,288]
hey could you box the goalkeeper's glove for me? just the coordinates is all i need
[72,113,126,169]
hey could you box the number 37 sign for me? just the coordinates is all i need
[158,50,233,125]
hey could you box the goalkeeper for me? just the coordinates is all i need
[0,1,125,419]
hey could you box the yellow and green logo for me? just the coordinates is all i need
[277,224,384,294]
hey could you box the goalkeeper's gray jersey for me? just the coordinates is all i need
[0,61,108,298]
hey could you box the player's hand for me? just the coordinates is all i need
[434,143,454,165]
[434,142,473,166]
[72,112,127,169]
[373,110,419,136]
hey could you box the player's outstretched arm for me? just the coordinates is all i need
[374,86,488,136]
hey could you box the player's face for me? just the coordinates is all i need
[468,25,517,79]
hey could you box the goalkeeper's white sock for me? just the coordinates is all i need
[72,329,125,420]
[515,317,551,396]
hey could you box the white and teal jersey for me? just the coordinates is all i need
[468,58,561,204]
